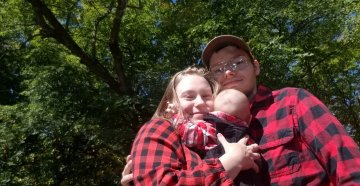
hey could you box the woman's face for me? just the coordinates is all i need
[175,74,214,121]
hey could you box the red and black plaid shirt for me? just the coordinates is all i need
[131,118,233,185]
[176,111,248,152]
[131,85,360,185]
[251,85,360,185]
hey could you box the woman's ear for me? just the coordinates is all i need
[253,59,260,76]
[165,101,177,114]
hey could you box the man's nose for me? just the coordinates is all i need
[224,68,236,78]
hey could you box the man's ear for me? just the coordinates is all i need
[253,59,260,76]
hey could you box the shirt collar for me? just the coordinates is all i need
[250,85,272,106]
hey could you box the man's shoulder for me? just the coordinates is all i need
[273,86,302,94]
[255,85,317,107]
[258,85,305,96]
[265,87,316,104]
[272,87,312,98]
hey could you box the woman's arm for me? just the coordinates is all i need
[131,118,233,185]
[131,118,260,185]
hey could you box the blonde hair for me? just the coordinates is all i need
[152,66,216,121]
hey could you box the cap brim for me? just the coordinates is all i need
[201,35,253,68]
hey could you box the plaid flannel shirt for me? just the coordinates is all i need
[176,116,217,151]
[130,85,360,185]
[176,111,248,152]
[131,118,233,186]
[251,85,360,185]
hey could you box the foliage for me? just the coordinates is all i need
[0,36,23,105]
[0,0,359,184]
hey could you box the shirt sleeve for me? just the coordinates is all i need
[131,118,233,186]
[296,88,360,185]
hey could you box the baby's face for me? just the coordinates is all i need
[214,89,250,121]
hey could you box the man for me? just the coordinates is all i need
[121,35,360,185]
[201,35,360,185]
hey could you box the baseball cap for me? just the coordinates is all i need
[201,35,254,68]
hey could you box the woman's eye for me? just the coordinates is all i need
[203,95,212,99]
[183,95,195,100]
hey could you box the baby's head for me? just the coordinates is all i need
[214,89,251,122]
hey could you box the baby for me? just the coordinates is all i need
[176,88,262,185]
[214,88,251,124]
[176,88,251,157]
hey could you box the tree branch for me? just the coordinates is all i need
[92,0,115,57]
[109,0,130,93]
[282,15,326,42]
[259,15,282,35]
[64,0,79,31]
[127,0,143,9]
[25,0,128,95]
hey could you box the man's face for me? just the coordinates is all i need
[209,46,260,99]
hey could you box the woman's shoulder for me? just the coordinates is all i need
[135,118,178,141]
[144,117,172,126]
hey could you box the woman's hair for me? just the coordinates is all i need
[152,66,216,122]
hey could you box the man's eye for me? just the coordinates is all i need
[213,68,223,74]
[233,60,244,66]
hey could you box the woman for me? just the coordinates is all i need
[125,67,260,185]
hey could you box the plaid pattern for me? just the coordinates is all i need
[202,112,249,158]
[203,113,267,186]
[176,111,248,153]
[211,111,249,128]
[130,85,360,185]
[177,118,218,151]
[251,85,360,185]
[131,118,233,186]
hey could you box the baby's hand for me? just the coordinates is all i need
[218,134,261,179]
[246,142,260,172]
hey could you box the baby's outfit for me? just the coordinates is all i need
[176,112,267,186]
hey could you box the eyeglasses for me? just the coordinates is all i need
[210,56,251,78]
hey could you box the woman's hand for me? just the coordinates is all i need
[120,155,133,186]
[218,134,260,180]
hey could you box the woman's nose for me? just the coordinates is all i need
[194,96,205,107]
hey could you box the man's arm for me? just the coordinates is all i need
[297,89,360,185]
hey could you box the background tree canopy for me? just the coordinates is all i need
[1,0,359,185]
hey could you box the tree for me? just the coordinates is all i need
[1,0,359,184]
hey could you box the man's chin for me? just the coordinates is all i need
[223,84,243,91]
[223,79,242,88]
